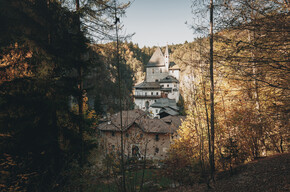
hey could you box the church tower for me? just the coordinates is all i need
[164,45,169,72]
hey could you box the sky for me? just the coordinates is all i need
[120,0,195,47]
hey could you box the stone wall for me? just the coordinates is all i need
[101,124,171,160]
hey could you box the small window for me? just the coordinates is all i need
[160,68,162,73]
[152,69,154,74]
[112,132,115,136]
[161,85,164,88]
[145,92,147,96]
[155,79,159,82]
[174,84,177,87]
[156,92,159,95]
[155,134,159,141]
[155,100,157,102]
[151,92,153,95]
[155,147,159,153]
[167,84,169,87]
[156,109,158,113]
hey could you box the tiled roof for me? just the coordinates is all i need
[136,118,174,133]
[97,109,176,134]
[161,115,186,132]
[160,75,179,83]
[134,81,160,89]
[146,47,165,67]
[98,109,146,131]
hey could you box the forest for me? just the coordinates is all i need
[0,0,289,191]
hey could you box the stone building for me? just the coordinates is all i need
[97,109,184,160]
[134,46,180,118]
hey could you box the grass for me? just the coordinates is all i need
[88,168,172,192]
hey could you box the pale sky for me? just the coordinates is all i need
[120,0,195,47]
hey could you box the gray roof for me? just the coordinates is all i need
[146,47,165,67]
[160,75,179,83]
[150,98,177,108]
[160,88,172,92]
[134,81,160,89]
[169,62,180,70]
[159,107,179,116]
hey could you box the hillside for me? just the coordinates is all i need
[164,153,290,192]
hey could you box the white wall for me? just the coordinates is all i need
[149,107,161,118]
[160,82,179,102]
[146,67,168,82]
[169,69,180,80]
[135,98,157,110]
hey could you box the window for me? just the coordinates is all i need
[160,68,162,73]
[132,145,140,157]
[145,92,147,96]
[152,69,154,74]
[155,147,159,153]
[156,92,159,95]
[151,92,153,95]
[155,134,159,141]
[161,85,164,88]
[145,101,149,110]
[155,79,159,82]
[112,132,115,136]
[167,84,169,87]
[174,84,177,87]
[156,109,158,113]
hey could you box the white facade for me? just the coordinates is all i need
[134,46,180,117]
[146,66,168,82]
[135,98,157,111]
[149,106,161,118]
[169,69,180,80]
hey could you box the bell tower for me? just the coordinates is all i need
[164,44,169,72]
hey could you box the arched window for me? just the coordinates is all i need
[145,101,149,110]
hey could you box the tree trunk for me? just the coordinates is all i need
[114,1,126,191]
[209,0,215,181]
[75,1,84,191]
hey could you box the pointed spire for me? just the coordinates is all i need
[164,44,169,57]
[147,47,165,67]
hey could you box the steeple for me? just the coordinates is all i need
[147,47,165,67]
[164,44,169,71]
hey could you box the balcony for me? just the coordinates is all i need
[134,94,162,99]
